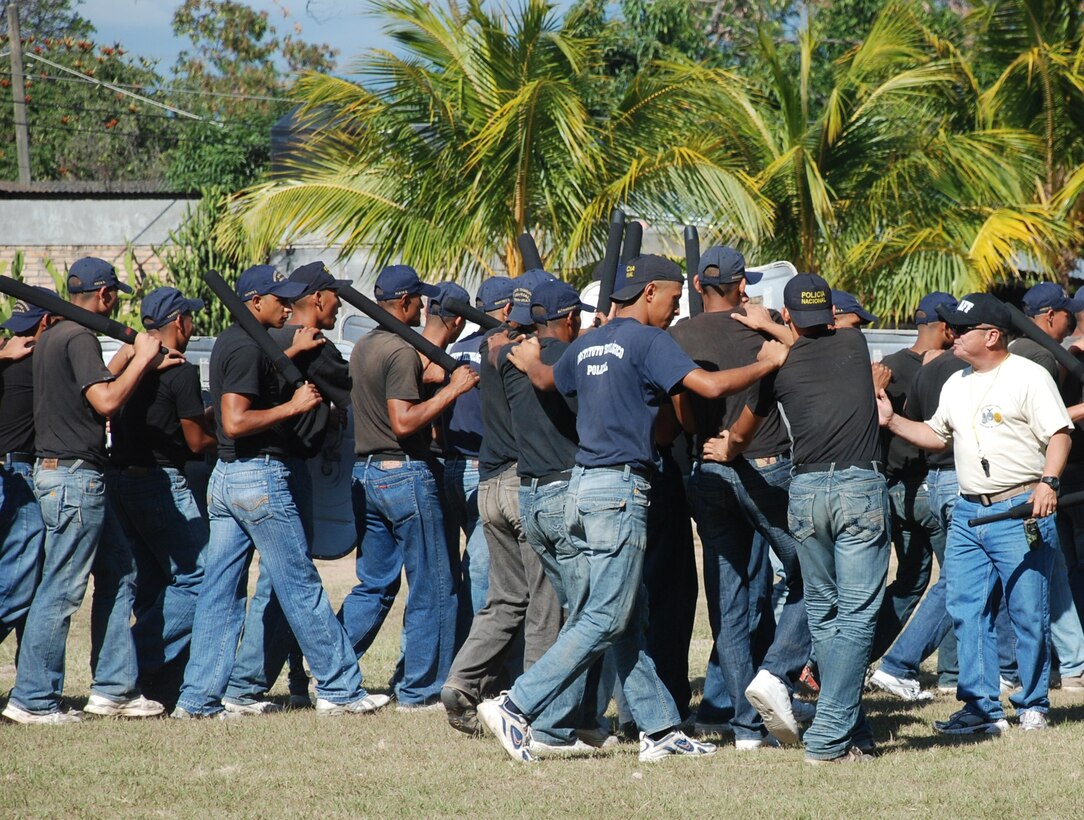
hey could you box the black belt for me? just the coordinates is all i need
[794,460,884,476]
[589,464,654,481]
[520,470,573,487]
[4,452,33,465]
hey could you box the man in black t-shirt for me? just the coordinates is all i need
[0,294,53,651]
[869,293,955,664]
[672,246,812,749]
[442,279,574,749]
[223,260,351,715]
[5,257,169,725]
[718,273,889,764]
[175,265,389,719]
[109,287,216,706]
[341,265,477,709]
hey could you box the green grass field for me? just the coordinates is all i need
[1,553,1081,818]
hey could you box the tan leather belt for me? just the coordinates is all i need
[961,482,1037,507]
[752,453,789,468]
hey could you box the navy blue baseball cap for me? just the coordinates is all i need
[1022,282,1084,317]
[530,279,594,323]
[783,273,834,327]
[67,257,132,294]
[141,287,204,330]
[289,261,351,298]
[832,289,877,325]
[374,265,440,301]
[428,281,471,318]
[508,268,557,325]
[611,254,684,302]
[914,292,957,324]
[936,292,1011,330]
[236,265,306,303]
[697,246,762,286]
[475,276,514,311]
[1,286,53,333]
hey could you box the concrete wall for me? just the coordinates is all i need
[0,196,199,287]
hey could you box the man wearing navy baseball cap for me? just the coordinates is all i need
[1011,282,1084,380]
[343,265,477,709]
[0,289,55,660]
[177,264,389,719]
[697,245,763,291]
[109,287,215,704]
[223,261,355,715]
[710,271,890,763]
[4,259,170,725]
[866,292,957,702]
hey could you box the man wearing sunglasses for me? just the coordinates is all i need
[877,293,1072,735]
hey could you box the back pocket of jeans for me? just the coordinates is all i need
[787,491,815,542]
[839,490,886,542]
[230,484,272,526]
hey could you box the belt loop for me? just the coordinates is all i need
[364,455,373,469]
[622,464,631,481]
[531,478,538,491]
[69,458,84,474]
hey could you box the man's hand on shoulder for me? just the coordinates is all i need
[447,364,479,396]
[0,335,35,361]
[756,339,788,369]
[506,336,540,373]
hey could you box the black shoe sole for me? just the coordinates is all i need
[441,687,481,736]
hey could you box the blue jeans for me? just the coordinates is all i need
[13,464,139,713]
[1049,547,1084,678]
[788,466,890,760]
[693,457,812,740]
[871,477,942,659]
[0,461,45,646]
[880,468,958,685]
[177,459,364,714]
[509,466,681,736]
[110,467,206,675]
[1056,462,1084,618]
[224,460,313,703]
[339,458,457,704]
[443,456,489,618]
[947,492,1056,719]
[519,479,598,745]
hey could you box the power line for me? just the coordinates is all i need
[24,51,212,122]
[27,120,266,142]
[29,99,272,128]
[1,65,295,103]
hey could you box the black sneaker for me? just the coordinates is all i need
[441,686,481,736]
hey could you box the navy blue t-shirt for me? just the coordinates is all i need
[442,330,484,458]
[552,317,697,472]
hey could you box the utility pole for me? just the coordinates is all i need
[7,2,31,183]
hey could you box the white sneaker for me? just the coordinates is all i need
[315,693,391,716]
[870,669,934,702]
[84,694,164,718]
[2,702,82,725]
[744,670,800,745]
[790,698,817,724]
[223,699,284,716]
[394,699,444,713]
[1019,710,1048,731]
[735,735,781,751]
[528,738,598,757]
[478,693,536,763]
[638,730,717,762]
[1000,676,1021,694]
[169,706,243,721]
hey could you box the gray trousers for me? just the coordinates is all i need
[445,464,561,699]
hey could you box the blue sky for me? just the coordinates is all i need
[79,0,395,72]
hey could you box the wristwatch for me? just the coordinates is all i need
[1040,476,1061,492]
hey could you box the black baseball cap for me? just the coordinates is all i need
[289,261,351,297]
[936,292,1011,330]
[1,286,53,333]
[67,257,133,294]
[697,246,763,286]
[783,273,834,327]
[610,254,684,302]
[141,287,204,329]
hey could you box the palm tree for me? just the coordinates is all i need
[216,0,770,281]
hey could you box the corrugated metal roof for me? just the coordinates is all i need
[0,180,199,197]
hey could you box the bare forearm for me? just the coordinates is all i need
[886,415,949,452]
[390,387,461,438]
[86,356,155,417]
[525,360,556,392]
[222,400,301,439]
[686,360,774,400]
[1043,430,1072,478]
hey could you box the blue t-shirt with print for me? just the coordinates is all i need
[552,317,697,471]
